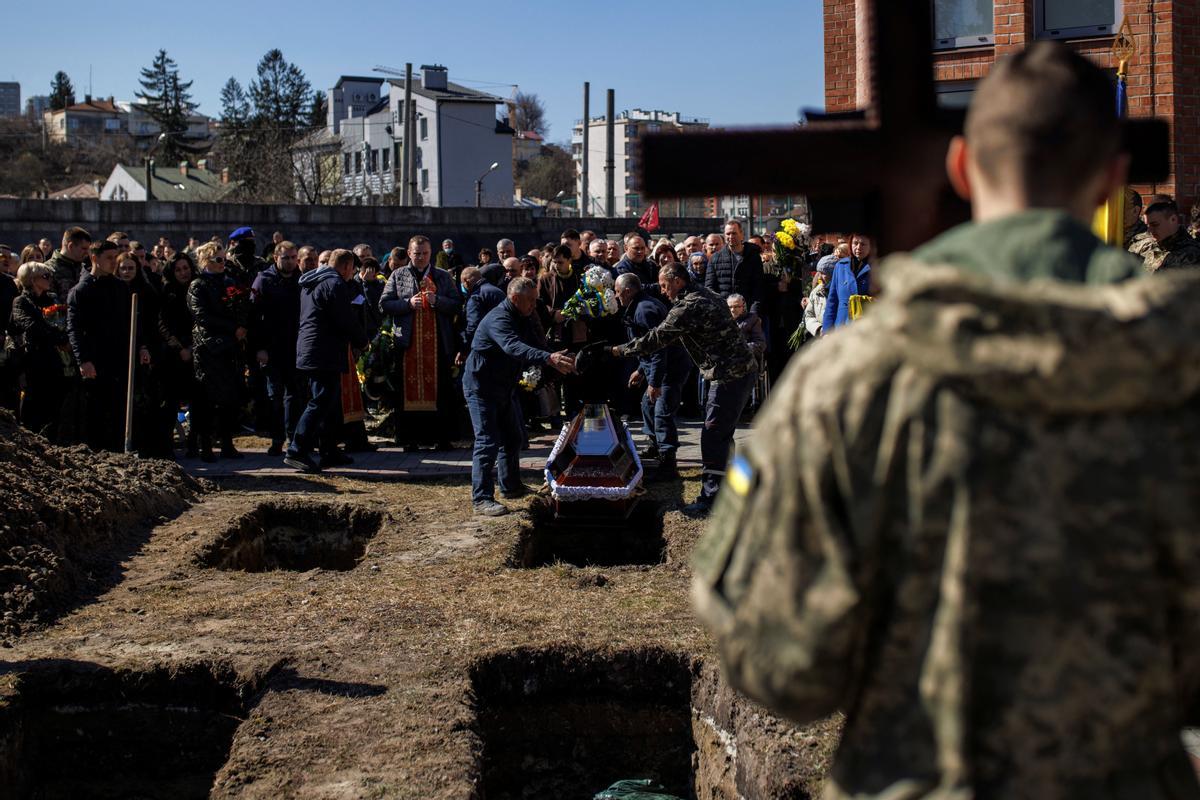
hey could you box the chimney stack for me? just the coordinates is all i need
[420,64,448,91]
[179,161,189,178]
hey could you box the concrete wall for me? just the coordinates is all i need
[0,199,717,259]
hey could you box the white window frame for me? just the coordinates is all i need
[1036,0,1121,40]
[932,0,995,50]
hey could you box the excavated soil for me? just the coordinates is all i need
[1,467,841,798]
[0,410,205,637]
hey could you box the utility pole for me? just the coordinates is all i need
[403,63,416,206]
[605,88,615,218]
[581,82,589,218]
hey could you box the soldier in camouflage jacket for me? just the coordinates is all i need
[614,262,757,514]
[1128,195,1200,273]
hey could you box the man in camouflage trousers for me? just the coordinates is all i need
[693,43,1200,799]
[1128,194,1200,272]
[613,261,757,516]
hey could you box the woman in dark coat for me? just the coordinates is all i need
[159,253,199,457]
[9,262,71,440]
[187,242,247,461]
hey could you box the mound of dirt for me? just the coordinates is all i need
[0,410,206,638]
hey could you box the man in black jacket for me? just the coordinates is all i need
[285,249,368,473]
[68,239,150,452]
[615,273,689,480]
[705,220,764,316]
[251,241,304,456]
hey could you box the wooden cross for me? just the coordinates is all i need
[639,1,1169,254]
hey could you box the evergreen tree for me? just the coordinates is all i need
[48,72,75,111]
[249,49,312,130]
[308,91,328,129]
[137,49,196,162]
[219,78,250,128]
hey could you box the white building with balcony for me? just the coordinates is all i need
[571,109,708,218]
[320,66,514,207]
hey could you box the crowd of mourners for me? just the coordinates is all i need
[0,188,1190,473]
[0,222,862,467]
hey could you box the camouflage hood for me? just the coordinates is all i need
[871,257,1200,414]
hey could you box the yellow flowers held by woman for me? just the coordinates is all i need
[775,230,797,251]
[781,218,801,237]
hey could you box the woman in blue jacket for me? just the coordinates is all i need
[821,234,873,333]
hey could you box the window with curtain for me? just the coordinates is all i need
[933,0,994,49]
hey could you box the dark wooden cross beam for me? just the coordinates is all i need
[640,1,1169,254]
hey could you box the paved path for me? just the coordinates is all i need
[179,420,752,480]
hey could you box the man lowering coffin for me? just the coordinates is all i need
[464,277,575,517]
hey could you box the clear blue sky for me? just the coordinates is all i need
[6,0,826,141]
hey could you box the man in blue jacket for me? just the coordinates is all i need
[251,241,303,456]
[822,234,873,332]
[464,277,575,516]
[285,249,368,473]
[459,266,506,358]
[615,273,689,480]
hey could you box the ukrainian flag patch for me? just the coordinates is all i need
[728,455,754,497]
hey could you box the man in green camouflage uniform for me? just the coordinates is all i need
[1128,195,1200,272]
[694,43,1200,799]
[613,261,757,516]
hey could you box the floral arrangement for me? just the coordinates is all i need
[561,266,619,321]
[222,284,252,326]
[518,365,542,392]
[356,318,400,406]
[41,303,75,375]
[769,218,812,280]
[41,303,68,331]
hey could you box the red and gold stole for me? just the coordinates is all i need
[341,345,365,424]
[403,271,439,411]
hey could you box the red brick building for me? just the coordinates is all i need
[824,1,1199,207]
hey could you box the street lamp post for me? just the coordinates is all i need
[475,161,500,209]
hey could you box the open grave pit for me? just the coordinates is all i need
[197,499,383,573]
[508,498,668,569]
[0,660,265,800]
[470,647,837,800]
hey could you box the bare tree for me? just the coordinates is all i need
[513,92,548,136]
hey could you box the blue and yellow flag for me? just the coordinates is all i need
[1093,17,1137,246]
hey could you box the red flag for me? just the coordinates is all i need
[638,201,660,232]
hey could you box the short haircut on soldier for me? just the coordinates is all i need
[63,227,92,247]
[274,240,297,257]
[560,228,581,242]
[408,235,431,250]
[624,231,646,246]
[90,239,120,257]
[1145,195,1179,217]
[330,249,356,269]
[507,276,536,297]
[966,42,1120,203]
[615,273,641,292]
[659,262,690,283]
